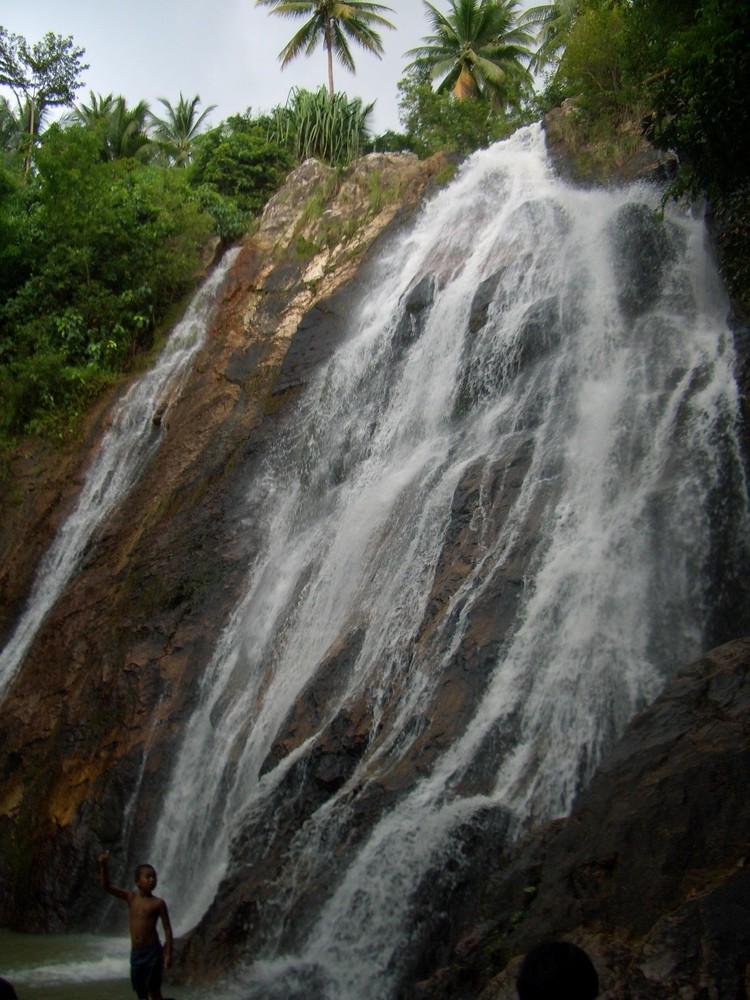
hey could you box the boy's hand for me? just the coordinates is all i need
[98,851,110,866]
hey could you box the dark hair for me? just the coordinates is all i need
[134,863,156,880]
[0,977,18,999]
[516,941,599,1000]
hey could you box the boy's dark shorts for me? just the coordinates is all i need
[130,941,163,999]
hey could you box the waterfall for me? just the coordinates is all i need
[152,126,747,998]
[0,248,240,701]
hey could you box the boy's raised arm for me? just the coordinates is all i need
[98,851,130,900]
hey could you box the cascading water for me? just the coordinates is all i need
[152,126,747,998]
[0,248,240,701]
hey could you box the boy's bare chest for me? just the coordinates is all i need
[131,894,161,921]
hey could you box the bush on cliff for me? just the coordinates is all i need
[543,0,749,312]
[0,124,213,438]
[188,111,293,239]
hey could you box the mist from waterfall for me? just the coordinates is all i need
[151,126,747,998]
[0,248,240,701]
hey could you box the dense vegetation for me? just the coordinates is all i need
[1,0,747,443]
[540,0,749,313]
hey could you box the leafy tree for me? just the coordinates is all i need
[149,93,216,166]
[630,0,750,201]
[189,111,292,237]
[0,27,88,173]
[0,123,213,436]
[556,5,631,119]
[0,159,34,300]
[255,0,395,96]
[520,0,579,72]
[405,0,533,109]
[397,65,515,156]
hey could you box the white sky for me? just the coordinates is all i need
[2,1,537,134]
[0,1,465,135]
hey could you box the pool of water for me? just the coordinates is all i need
[0,930,208,999]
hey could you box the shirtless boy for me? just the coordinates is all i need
[99,851,174,1000]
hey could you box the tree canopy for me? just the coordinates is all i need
[405,0,533,108]
[149,93,217,166]
[1,6,748,440]
[0,26,87,158]
[255,0,395,96]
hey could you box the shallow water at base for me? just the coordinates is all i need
[0,931,213,1000]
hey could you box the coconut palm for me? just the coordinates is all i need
[64,92,152,161]
[66,90,118,126]
[520,0,579,71]
[255,0,396,97]
[0,94,47,152]
[406,0,534,107]
[102,97,152,161]
[148,93,216,166]
[0,94,49,169]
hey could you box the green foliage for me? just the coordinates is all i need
[188,112,293,221]
[255,0,395,95]
[634,0,750,202]
[367,129,413,153]
[0,161,34,299]
[405,0,534,108]
[272,86,374,166]
[0,123,213,438]
[714,184,750,313]
[557,6,631,120]
[149,93,216,166]
[398,67,518,157]
[0,353,114,437]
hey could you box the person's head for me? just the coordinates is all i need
[0,976,18,999]
[516,940,599,1000]
[134,863,158,894]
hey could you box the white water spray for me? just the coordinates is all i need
[150,127,746,997]
[0,249,240,701]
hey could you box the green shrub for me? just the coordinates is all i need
[272,87,375,166]
[188,113,292,218]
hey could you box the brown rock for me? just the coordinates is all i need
[408,638,750,1000]
[0,152,446,931]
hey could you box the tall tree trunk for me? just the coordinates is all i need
[325,15,335,96]
[22,95,36,179]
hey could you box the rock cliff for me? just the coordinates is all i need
[0,149,454,930]
[409,637,750,999]
[0,132,748,1000]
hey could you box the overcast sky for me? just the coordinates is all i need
[0,1,481,135]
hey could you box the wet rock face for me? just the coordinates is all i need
[408,638,750,1000]
[607,203,679,322]
[1,135,749,1000]
[0,152,447,932]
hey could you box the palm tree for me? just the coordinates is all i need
[0,94,48,169]
[148,93,216,166]
[64,92,152,161]
[255,0,396,97]
[406,0,534,107]
[520,0,578,72]
[102,97,152,161]
[66,90,118,126]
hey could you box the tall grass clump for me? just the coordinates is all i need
[273,87,374,167]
